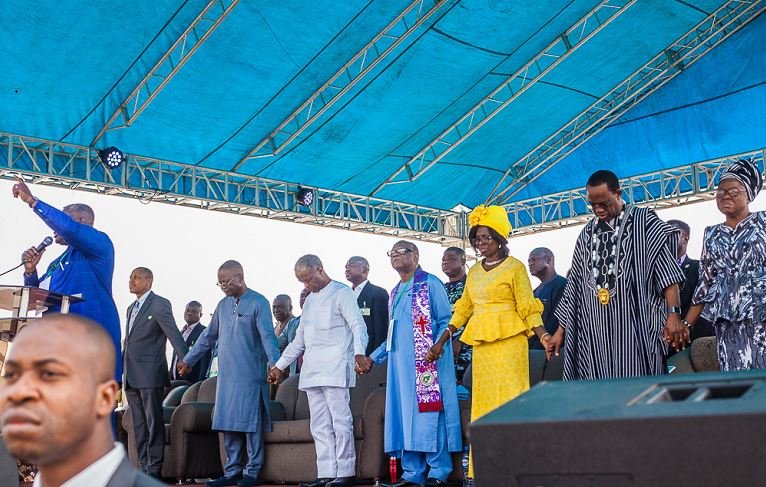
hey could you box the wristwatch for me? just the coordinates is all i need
[667,306,682,315]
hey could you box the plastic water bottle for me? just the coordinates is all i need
[462,446,474,487]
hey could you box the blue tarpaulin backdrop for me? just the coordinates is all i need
[1,1,763,209]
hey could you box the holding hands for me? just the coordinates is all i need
[268,366,286,384]
[355,355,373,375]
[176,360,192,377]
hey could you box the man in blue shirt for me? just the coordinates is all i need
[12,176,122,381]
[527,247,567,351]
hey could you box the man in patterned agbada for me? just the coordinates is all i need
[547,170,688,380]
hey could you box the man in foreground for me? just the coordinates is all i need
[0,314,162,486]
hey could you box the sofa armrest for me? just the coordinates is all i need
[668,348,694,374]
[357,387,388,480]
[170,402,215,433]
[269,400,287,421]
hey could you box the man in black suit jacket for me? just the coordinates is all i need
[124,267,188,478]
[668,220,713,341]
[170,300,211,383]
[345,256,389,355]
[0,314,163,487]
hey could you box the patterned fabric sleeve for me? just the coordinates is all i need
[554,226,588,329]
[449,282,474,329]
[511,262,544,332]
[692,226,716,306]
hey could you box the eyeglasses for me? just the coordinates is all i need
[471,235,494,244]
[716,188,744,199]
[216,277,236,288]
[387,248,414,257]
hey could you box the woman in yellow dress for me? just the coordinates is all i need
[426,205,548,477]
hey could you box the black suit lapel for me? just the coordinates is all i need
[129,292,154,337]
[356,284,370,306]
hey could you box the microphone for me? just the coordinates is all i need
[35,236,54,253]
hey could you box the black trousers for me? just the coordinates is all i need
[125,386,164,475]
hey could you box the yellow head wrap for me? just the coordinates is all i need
[468,205,512,239]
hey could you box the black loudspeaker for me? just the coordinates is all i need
[470,370,766,487]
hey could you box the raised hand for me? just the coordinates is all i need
[12,176,35,206]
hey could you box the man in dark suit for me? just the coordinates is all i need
[667,220,713,341]
[124,267,188,479]
[0,314,163,487]
[345,256,389,355]
[170,300,211,383]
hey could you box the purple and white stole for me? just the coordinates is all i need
[390,268,443,412]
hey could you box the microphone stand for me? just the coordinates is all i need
[0,262,24,279]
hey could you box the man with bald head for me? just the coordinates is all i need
[527,248,567,350]
[0,314,162,486]
[170,301,211,383]
[272,294,300,376]
[12,176,122,382]
[345,256,389,355]
[178,260,280,487]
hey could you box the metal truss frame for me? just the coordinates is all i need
[233,0,449,170]
[488,0,764,205]
[504,149,766,237]
[372,0,635,194]
[91,0,239,145]
[0,132,466,244]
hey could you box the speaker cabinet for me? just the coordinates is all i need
[470,370,766,486]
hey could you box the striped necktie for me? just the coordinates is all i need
[128,301,140,332]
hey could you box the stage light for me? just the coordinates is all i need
[98,146,124,169]
[296,186,314,207]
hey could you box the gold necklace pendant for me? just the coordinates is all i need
[597,287,610,305]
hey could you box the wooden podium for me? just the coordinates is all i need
[0,286,84,362]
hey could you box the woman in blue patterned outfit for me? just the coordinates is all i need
[684,159,766,371]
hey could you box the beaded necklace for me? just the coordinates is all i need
[588,206,627,305]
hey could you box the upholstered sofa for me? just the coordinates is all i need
[668,336,719,374]
[122,376,222,481]
[219,364,389,483]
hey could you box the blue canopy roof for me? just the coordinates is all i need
[1,1,763,211]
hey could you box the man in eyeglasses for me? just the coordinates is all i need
[547,170,687,380]
[177,260,280,487]
[359,241,462,487]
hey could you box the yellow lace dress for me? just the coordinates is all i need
[450,256,543,475]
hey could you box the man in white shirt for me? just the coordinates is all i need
[269,254,368,487]
[0,313,161,487]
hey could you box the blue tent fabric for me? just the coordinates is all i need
[0,1,763,210]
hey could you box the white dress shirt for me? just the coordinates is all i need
[276,280,368,389]
[352,279,368,299]
[33,443,125,487]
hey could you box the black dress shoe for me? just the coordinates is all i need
[299,478,335,487]
[382,481,422,487]
[423,478,447,487]
[207,474,244,486]
[326,476,356,487]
